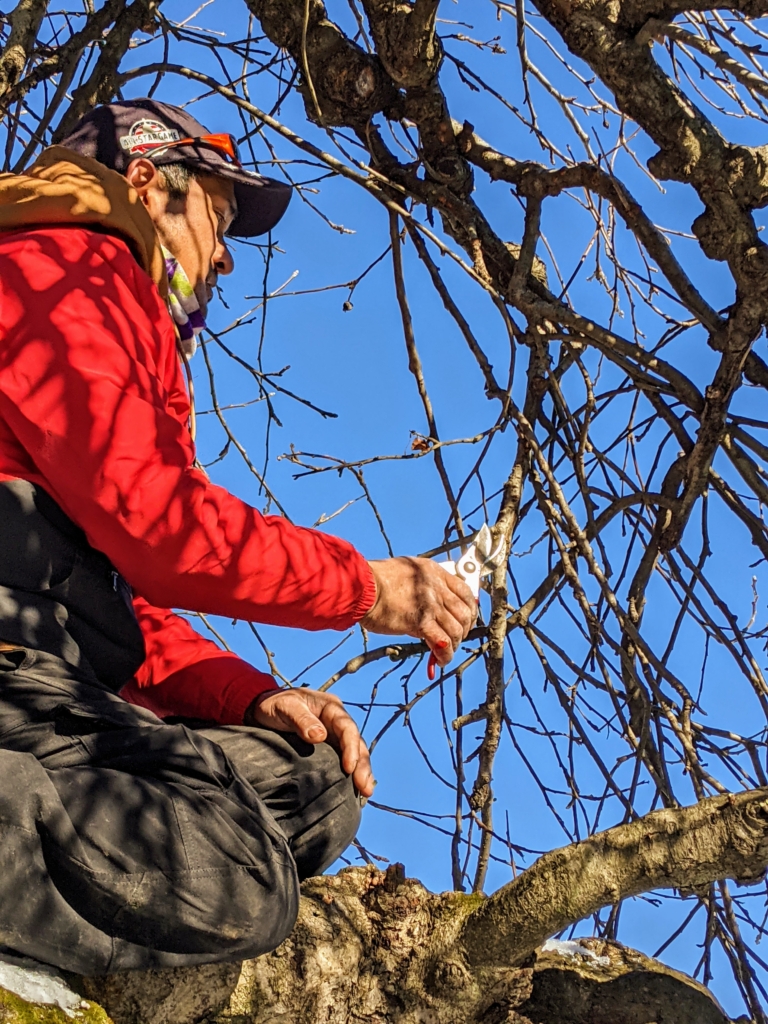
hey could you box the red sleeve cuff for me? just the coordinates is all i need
[217,667,280,725]
[351,561,377,624]
[120,657,279,726]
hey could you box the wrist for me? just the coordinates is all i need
[244,686,282,726]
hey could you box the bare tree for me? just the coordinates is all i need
[7,0,768,1019]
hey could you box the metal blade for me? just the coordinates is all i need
[474,523,493,561]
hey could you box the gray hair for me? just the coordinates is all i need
[157,162,198,201]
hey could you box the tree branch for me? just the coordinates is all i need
[458,787,768,968]
[0,0,48,105]
[244,0,397,126]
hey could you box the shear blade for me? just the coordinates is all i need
[474,524,493,561]
[475,526,505,575]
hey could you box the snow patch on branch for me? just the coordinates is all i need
[541,938,611,966]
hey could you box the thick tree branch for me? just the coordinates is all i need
[0,0,48,105]
[621,0,768,32]
[12,0,127,111]
[459,124,722,334]
[643,18,768,101]
[244,0,398,125]
[360,0,441,88]
[52,0,160,141]
[458,788,768,969]
[530,0,768,328]
[360,0,469,190]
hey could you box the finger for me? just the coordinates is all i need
[322,703,363,775]
[330,710,373,796]
[434,588,478,637]
[279,697,328,743]
[422,626,455,667]
[353,738,374,798]
[334,716,363,777]
[440,568,478,613]
[427,601,471,654]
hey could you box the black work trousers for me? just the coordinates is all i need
[0,648,361,974]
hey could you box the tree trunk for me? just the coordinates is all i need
[79,834,756,1024]
[80,791,768,1022]
[76,789,768,1021]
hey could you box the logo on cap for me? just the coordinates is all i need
[120,119,181,155]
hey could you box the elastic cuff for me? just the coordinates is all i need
[351,562,378,623]
[220,672,280,726]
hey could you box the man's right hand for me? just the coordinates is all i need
[361,557,477,669]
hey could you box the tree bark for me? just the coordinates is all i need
[78,878,737,1024]
[79,790,768,1024]
[458,788,768,970]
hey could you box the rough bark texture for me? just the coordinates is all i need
[0,0,48,99]
[75,869,740,1024]
[78,963,241,1024]
[243,0,398,126]
[459,788,768,969]
[77,792,768,1021]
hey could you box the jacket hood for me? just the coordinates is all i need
[0,146,166,298]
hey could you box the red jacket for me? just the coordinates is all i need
[0,225,376,722]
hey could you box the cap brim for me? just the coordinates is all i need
[230,174,292,238]
[155,147,292,237]
[217,164,292,237]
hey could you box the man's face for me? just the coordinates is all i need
[126,160,237,317]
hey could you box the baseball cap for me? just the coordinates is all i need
[57,98,291,238]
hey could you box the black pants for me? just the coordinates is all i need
[0,649,361,974]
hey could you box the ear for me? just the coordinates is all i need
[125,158,161,196]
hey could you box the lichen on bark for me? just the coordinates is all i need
[0,984,110,1024]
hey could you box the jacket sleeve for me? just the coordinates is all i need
[119,597,279,725]
[0,228,377,630]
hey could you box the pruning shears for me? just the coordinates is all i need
[426,524,505,681]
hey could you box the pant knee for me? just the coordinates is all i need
[213,857,300,958]
[137,854,299,958]
[50,826,301,960]
[293,771,362,879]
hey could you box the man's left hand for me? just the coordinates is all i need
[246,688,374,798]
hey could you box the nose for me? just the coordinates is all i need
[214,239,234,276]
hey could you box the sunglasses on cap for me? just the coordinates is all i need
[149,132,242,166]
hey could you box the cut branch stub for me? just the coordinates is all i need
[517,938,732,1024]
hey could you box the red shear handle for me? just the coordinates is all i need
[427,640,451,680]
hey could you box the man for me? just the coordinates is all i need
[0,99,475,975]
